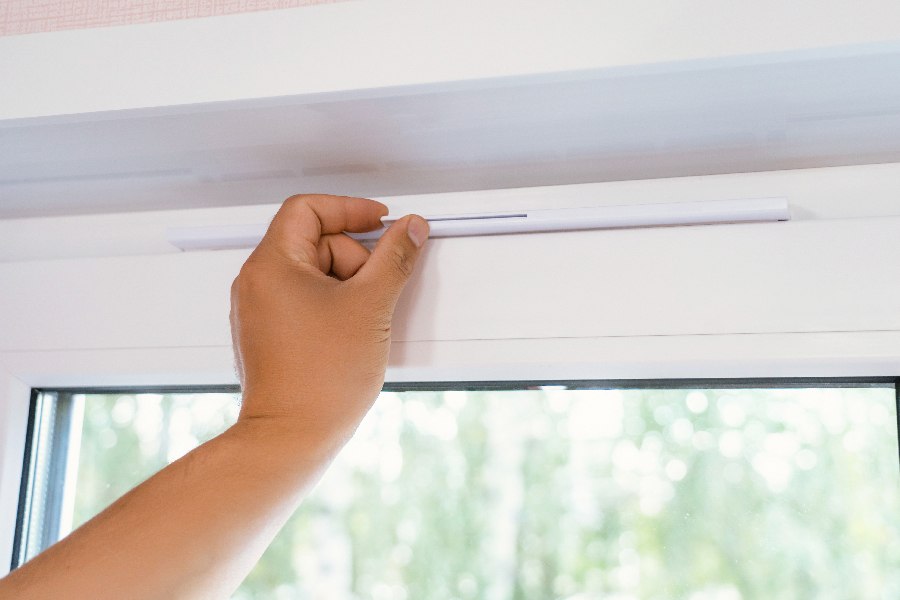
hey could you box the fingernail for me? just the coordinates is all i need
[407,215,429,248]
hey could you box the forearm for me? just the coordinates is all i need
[0,412,344,600]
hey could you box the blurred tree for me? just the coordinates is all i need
[65,388,900,600]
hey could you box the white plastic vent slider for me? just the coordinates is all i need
[166,197,790,251]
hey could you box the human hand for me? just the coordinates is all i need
[0,195,428,600]
[229,194,429,447]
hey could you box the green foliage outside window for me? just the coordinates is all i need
[70,388,900,599]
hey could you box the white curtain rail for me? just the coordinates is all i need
[166,197,790,251]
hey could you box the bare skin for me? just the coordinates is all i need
[0,194,430,599]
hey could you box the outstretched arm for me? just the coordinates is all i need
[0,194,429,599]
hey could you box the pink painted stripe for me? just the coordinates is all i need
[0,0,348,37]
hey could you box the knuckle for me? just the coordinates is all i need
[232,262,265,295]
[281,194,313,214]
[283,193,308,206]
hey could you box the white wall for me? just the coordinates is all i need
[4,0,899,121]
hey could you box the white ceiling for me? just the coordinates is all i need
[3,49,900,218]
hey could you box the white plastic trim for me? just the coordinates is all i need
[0,370,31,576]
[165,197,790,251]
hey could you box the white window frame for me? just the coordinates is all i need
[5,0,900,579]
[4,167,900,573]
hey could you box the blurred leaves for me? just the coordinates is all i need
[71,388,900,600]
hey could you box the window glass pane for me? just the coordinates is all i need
[26,387,900,598]
[71,392,239,529]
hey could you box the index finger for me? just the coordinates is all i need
[260,194,388,265]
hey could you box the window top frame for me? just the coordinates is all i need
[30,375,900,397]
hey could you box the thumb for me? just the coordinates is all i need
[357,214,429,306]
